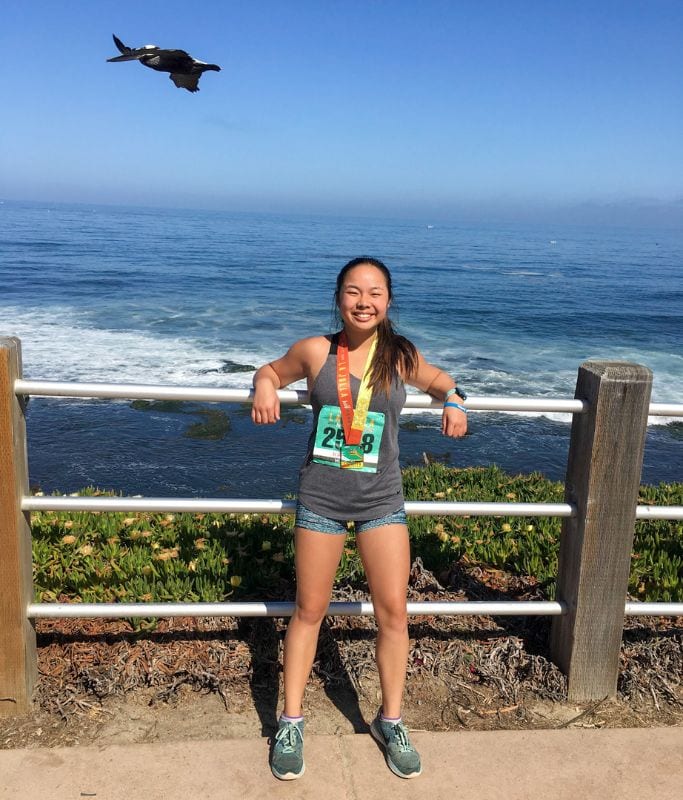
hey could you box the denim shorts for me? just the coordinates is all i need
[295,501,407,535]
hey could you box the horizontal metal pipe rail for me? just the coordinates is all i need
[14,378,683,417]
[28,600,566,618]
[15,378,591,413]
[13,378,683,417]
[22,495,683,520]
[23,496,575,517]
[25,600,683,619]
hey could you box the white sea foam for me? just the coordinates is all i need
[2,305,680,426]
[3,305,265,389]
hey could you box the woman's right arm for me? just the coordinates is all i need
[251,338,314,425]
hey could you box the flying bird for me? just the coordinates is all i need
[107,34,221,92]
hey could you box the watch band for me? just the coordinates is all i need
[445,386,467,402]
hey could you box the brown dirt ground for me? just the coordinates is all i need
[2,560,681,749]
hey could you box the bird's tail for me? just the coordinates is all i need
[107,53,141,62]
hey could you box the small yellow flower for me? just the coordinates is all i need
[450,536,461,544]
[61,534,76,545]
[526,525,534,532]
[123,517,137,526]
[34,491,44,497]
[438,531,449,543]
[107,536,119,545]
[506,492,517,499]
[141,565,153,576]
[446,487,452,494]
[261,541,272,551]
[434,491,445,499]
[63,520,74,530]
[434,523,446,535]
[230,575,242,587]
[165,514,175,523]
[221,557,230,565]
[140,593,153,602]
[155,547,179,561]
[195,538,207,550]
[501,523,512,532]
[188,560,197,572]
[79,544,94,556]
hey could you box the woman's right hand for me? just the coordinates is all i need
[251,373,281,424]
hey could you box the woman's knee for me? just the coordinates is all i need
[374,602,408,635]
[293,598,328,628]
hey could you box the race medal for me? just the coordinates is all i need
[340,443,364,469]
[312,333,384,473]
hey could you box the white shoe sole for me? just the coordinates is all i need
[271,762,305,781]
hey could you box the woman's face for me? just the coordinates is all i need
[337,264,391,334]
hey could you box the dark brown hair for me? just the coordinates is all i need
[335,257,418,394]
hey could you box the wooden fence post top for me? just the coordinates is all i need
[578,360,653,383]
[0,338,24,376]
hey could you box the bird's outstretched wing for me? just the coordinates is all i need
[112,35,130,55]
[107,33,160,62]
[170,72,201,92]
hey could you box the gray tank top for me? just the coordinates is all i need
[297,334,406,521]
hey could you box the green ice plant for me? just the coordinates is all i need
[29,467,682,605]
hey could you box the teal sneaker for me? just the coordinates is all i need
[270,718,305,780]
[370,712,422,779]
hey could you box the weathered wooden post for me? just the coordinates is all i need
[551,361,652,702]
[0,337,37,716]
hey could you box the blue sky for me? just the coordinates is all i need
[2,1,682,223]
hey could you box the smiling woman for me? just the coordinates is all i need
[250,255,468,781]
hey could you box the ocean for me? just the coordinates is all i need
[1,200,681,496]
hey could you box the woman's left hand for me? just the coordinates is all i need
[442,405,467,438]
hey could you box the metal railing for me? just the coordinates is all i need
[1,337,681,710]
[13,378,683,419]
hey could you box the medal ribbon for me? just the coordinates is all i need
[336,331,377,445]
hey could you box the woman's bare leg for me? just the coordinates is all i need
[282,528,347,717]
[356,523,411,719]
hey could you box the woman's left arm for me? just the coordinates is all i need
[406,352,468,438]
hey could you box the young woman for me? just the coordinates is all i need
[252,257,467,780]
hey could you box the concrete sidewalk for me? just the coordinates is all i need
[1,727,681,800]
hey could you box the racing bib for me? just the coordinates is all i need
[312,405,385,473]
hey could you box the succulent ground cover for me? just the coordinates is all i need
[31,464,682,606]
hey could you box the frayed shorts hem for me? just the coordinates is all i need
[294,501,407,535]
